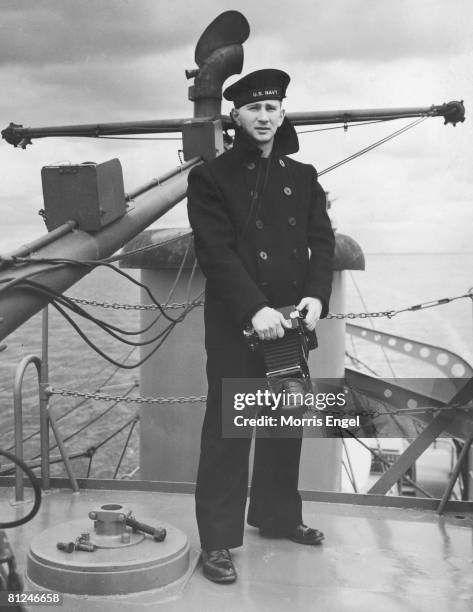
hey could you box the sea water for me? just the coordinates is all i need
[0,252,472,479]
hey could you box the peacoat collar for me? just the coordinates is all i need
[230,116,300,163]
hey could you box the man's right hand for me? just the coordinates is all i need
[251,306,293,341]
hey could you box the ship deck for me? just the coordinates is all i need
[1,485,473,612]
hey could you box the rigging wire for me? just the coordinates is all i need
[0,451,90,477]
[318,117,428,176]
[162,238,191,314]
[341,459,357,492]
[345,350,380,377]
[341,436,358,493]
[2,348,138,452]
[185,256,198,304]
[90,416,138,453]
[103,233,192,264]
[340,428,434,498]
[24,383,138,465]
[91,135,182,141]
[0,412,138,478]
[296,118,394,134]
[83,119,394,139]
[55,384,137,445]
[348,270,398,379]
[112,417,139,480]
[84,415,139,478]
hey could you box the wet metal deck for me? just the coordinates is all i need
[1,487,472,611]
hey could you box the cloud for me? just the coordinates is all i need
[0,0,471,256]
[0,0,199,67]
[280,0,471,62]
[4,1,470,72]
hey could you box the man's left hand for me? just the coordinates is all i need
[296,297,323,331]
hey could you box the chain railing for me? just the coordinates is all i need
[6,284,472,501]
[46,384,471,419]
[67,290,473,319]
[47,387,207,405]
[68,297,202,311]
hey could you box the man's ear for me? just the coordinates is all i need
[278,107,285,127]
[231,107,241,126]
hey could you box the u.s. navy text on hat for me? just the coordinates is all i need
[223,69,290,108]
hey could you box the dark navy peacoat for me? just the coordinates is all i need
[187,118,335,352]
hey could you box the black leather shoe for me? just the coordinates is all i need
[201,549,237,584]
[260,523,324,545]
[287,523,324,545]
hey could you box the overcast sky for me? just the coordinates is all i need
[1,0,471,253]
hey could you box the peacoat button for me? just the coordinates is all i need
[259,251,268,261]
[283,186,292,196]
[292,280,298,287]
[279,158,286,168]
[288,216,296,226]
[260,281,269,288]
[292,248,299,259]
[247,162,256,170]
[255,219,264,230]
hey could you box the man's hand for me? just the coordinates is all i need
[296,297,323,331]
[251,306,293,341]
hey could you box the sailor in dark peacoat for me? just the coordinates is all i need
[187,72,335,555]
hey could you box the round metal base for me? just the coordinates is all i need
[27,518,190,595]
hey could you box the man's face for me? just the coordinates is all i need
[232,100,285,147]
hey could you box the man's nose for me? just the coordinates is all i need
[257,108,270,122]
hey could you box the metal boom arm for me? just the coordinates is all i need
[1,101,465,148]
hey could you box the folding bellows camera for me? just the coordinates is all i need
[243,305,314,416]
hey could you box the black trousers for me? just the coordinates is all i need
[195,343,303,550]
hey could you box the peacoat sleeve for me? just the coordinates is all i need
[187,163,268,326]
[302,168,335,318]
